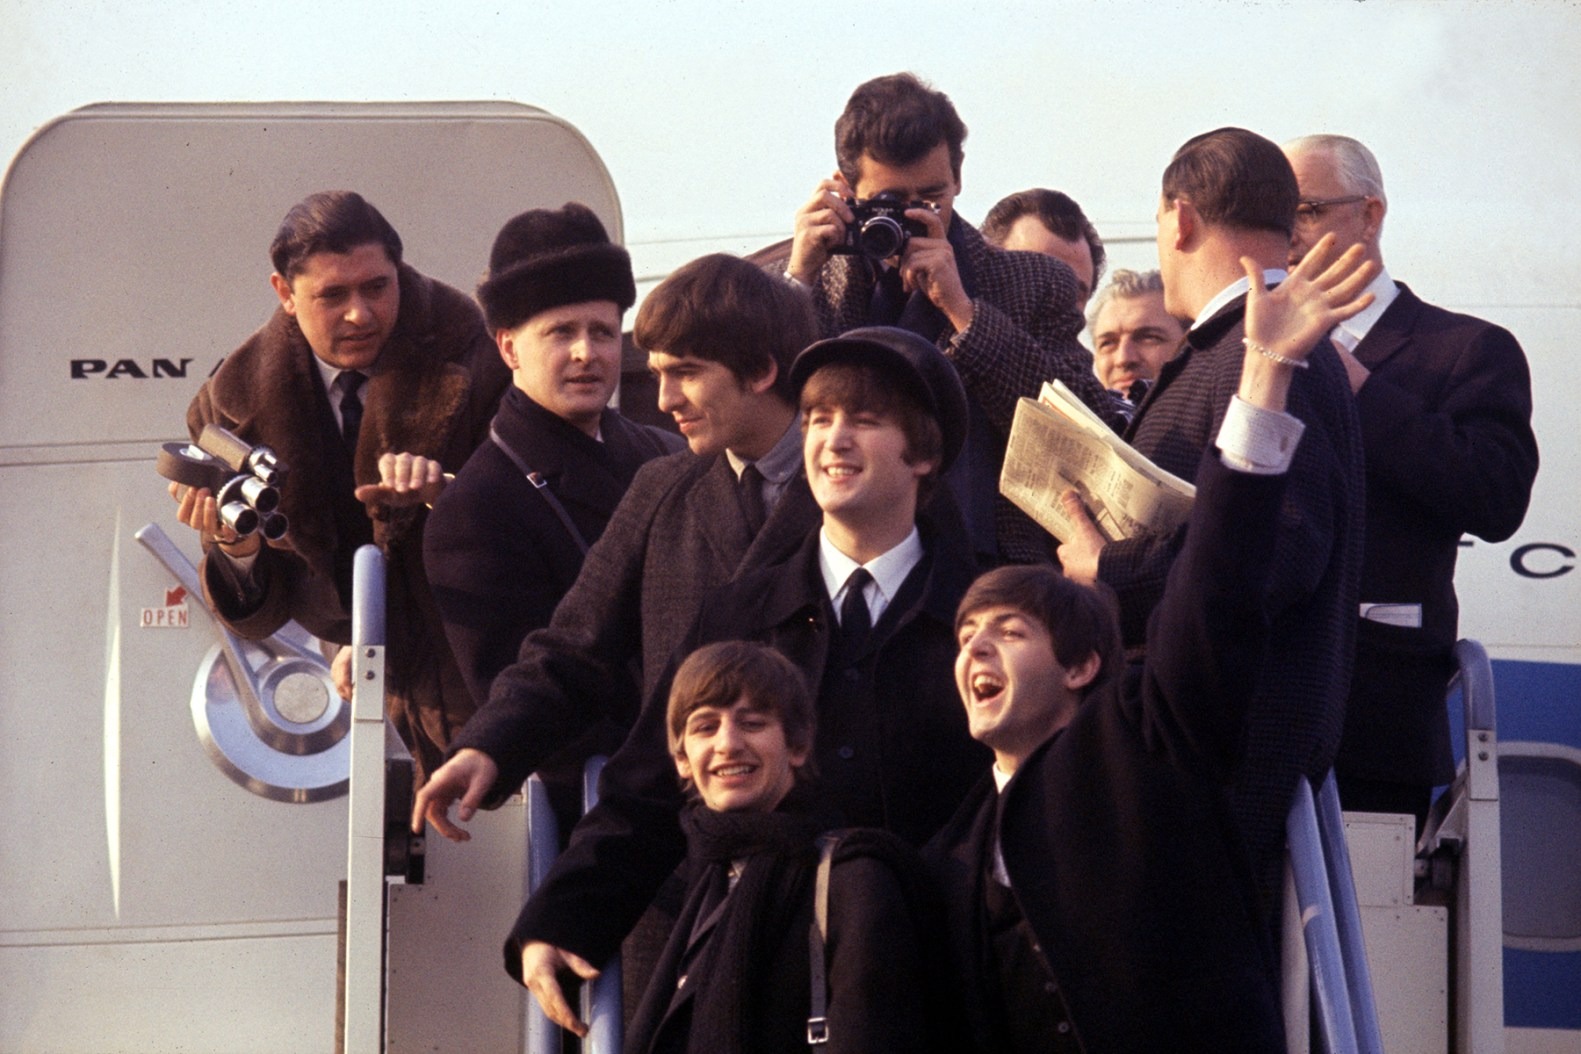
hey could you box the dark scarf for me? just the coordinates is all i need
[654,796,820,1054]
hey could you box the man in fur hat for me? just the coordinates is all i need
[423,203,682,831]
[169,190,509,782]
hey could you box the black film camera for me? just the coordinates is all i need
[157,424,290,541]
[831,191,934,260]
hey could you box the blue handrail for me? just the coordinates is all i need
[1316,773,1385,1054]
[1288,778,1361,1054]
[581,756,624,1054]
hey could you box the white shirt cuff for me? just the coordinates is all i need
[1216,395,1304,475]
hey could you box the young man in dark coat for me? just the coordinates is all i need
[628,639,937,1054]
[783,72,1126,567]
[512,326,988,1037]
[932,239,1378,1052]
[1058,129,1366,897]
[413,253,822,835]
[413,254,825,1021]
[422,203,682,829]
[170,190,509,781]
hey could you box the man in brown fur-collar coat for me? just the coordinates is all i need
[170,190,509,781]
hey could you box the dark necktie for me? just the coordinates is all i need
[839,567,873,662]
[738,463,767,534]
[336,370,367,450]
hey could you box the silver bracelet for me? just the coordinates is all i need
[1243,337,1309,370]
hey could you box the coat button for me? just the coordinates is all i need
[837,745,855,760]
[1056,1021,1071,1033]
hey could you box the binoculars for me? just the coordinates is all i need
[158,424,290,541]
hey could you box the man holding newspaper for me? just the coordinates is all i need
[1014,128,1366,909]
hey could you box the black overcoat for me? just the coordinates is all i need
[929,455,1289,1053]
[449,442,820,806]
[1338,283,1538,787]
[505,519,988,974]
[1099,293,1365,884]
[424,386,681,708]
[629,821,939,1054]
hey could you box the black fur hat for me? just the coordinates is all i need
[476,202,636,332]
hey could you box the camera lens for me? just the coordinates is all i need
[218,501,259,538]
[229,476,280,515]
[858,216,907,259]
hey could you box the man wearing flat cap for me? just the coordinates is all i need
[423,203,682,830]
[508,325,987,1038]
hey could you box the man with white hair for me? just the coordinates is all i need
[1283,133,1539,823]
[1085,268,1185,411]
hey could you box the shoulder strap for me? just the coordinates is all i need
[806,831,841,1047]
[489,424,591,555]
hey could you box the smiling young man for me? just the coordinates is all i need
[614,639,936,1054]
[506,326,987,1036]
[782,72,1124,568]
[930,239,1378,1052]
[421,204,681,830]
[414,253,822,841]
[170,190,509,780]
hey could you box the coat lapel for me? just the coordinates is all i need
[738,473,818,575]
[695,455,756,571]
[1351,282,1419,373]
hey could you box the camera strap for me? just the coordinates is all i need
[806,831,840,1046]
[488,425,591,556]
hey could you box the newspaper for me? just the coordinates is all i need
[1000,381,1196,544]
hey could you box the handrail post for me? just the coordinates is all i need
[522,776,560,1054]
[1315,774,1384,1054]
[1452,639,1504,1054]
[343,544,390,1054]
[581,756,623,1054]
[1288,779,1360,1054]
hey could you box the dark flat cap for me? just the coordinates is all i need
[788,325,969,472]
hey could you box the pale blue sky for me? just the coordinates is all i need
[4,0,1579,303]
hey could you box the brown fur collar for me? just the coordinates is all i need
[189,264,505,566]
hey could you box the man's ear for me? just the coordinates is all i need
[1173,200,1198,250]
[496,329,518,371]
[747,358,779,396]
[674,753,693,784]
[1361,196,1386,244]
[270,272,296,316]
[1063,652,1102,691]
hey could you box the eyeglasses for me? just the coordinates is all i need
[1294,195,1367,228]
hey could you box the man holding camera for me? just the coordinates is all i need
[170,190,509,782]
[784,72,1124,568]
